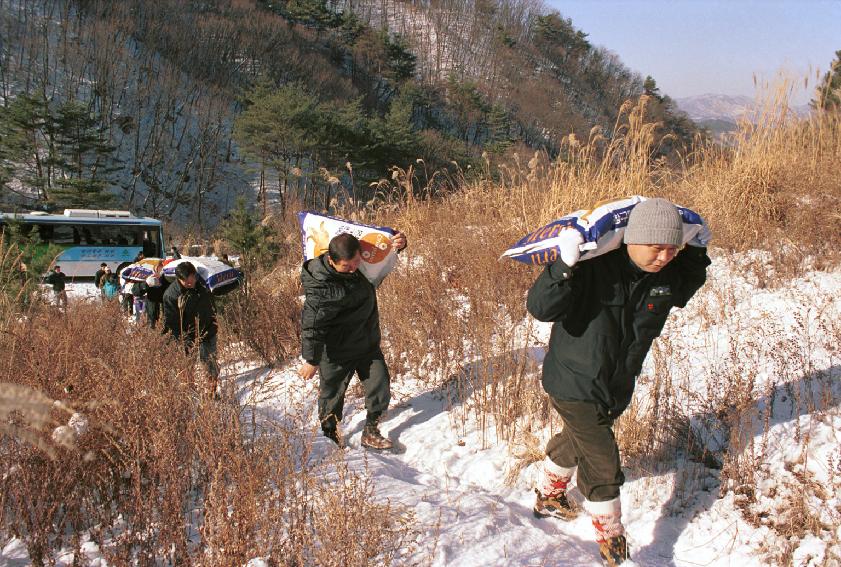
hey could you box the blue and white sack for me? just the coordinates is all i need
[162,257,241,295]
[297,211,399,286]
[502,196,711,266]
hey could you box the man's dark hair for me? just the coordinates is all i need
[100,262,107,267]
[328,233,361,261]
[174,261,198,281]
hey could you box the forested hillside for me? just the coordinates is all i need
[0,0,696,229]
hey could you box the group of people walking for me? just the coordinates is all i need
[42,197,708,565]
[93,257,221,397]
[297,198,710,566]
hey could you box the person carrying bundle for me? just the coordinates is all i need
[162,261,219,399]
[298,231,407,450]
[526,198,711,566]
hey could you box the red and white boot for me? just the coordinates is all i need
[586,497,630,566]
[533,457,579,520]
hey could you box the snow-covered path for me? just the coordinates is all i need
[229,360,822,567]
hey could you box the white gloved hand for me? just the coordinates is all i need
[556,229,585,267]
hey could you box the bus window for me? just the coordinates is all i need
[142,230,158,257]
[57,225,76,244]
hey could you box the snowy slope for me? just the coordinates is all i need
[676,94,812,122]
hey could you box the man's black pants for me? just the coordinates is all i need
[545,398,625,502]
[146,300,161,328]
[318,351,390,432]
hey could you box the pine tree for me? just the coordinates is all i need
[262,0,339,31]
[643,76,662,100]
[49,101,117,208]
[0,96,117,208]
[221,198,277,273]
[0,95,51,202]
[366,90,417,171]
[812,50,841,112]
[485,104,513,155]
[234,83,321,210]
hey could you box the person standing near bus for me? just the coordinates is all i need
[94,263,108,301]
[99,267,119,300]
[45,265,68,309]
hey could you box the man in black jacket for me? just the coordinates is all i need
[144,261,169,329]
[94,263,108,301]
[527,198,710,566]
[45,265,68,309]
[298,231,406,449]
[162,261,219,397]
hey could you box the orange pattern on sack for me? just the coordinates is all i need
[360,232,392,264]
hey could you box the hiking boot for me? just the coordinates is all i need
[323,428,343,447]
[598,535,630,566]
[533,488,579,519]
[360,424,393,450]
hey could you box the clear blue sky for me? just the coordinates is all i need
[544,1,840,104]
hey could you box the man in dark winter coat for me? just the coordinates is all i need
[144,261,169,329]
[298,231,407,450]
[527,198,711,566]
[45,265,68,308]
[162,261,219,397]
[94,263,108,301]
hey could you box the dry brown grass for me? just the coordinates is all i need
[0,297,413,565]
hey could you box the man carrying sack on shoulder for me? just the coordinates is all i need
[298,231,407,450]
[527,198,711,566]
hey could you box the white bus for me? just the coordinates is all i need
[0,209,165,278]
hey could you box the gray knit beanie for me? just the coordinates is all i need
[624,198,683,246]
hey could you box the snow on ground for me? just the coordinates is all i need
[4,255,839,566]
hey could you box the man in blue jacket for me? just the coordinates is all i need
[527,198,710,565]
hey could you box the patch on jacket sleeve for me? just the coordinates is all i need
[649,285,672,297]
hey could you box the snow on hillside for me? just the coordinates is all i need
[676,94,758,122]
[2,252,839,566]
[0,0,257,225]
[232,251,839,566]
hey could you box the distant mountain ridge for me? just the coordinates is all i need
[676,93,811,122]
[676,94,757,122]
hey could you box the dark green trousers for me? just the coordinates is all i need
[318,351,390,431]
[546,398,625,502]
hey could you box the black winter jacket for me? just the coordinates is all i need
[45,271,66,291]
[162,279,217,347]
[527,245,710,417]
[300,254,381,365]
[145,278,169,303]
